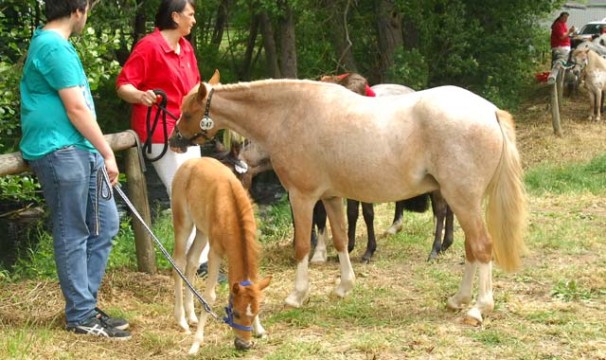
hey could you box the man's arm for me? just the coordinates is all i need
[58,86,119,185]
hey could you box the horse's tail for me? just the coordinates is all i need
[486,110,528,272]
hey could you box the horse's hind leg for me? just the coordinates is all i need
[360,202,376,263]
[323,197,356,298]
[384,200,405,235]
[446,203,494,325]
[310,201,328,263]
[346,199,360,253]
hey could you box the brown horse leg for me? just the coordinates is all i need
[360,202,376,263]
[284,193,315,307]
[346,199,359,253]
[446,205,494,325]
[323,197,356,298]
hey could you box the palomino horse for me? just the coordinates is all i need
[570,47,606,121]
[169,77,527,325]
[171,157,271,354]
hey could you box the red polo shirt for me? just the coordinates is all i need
[116,28,200,143]
[551,20,571,48]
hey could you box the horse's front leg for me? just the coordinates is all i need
[597,89,603,121]
[285,194,315,307]
[346,199,360,253]
[173,216,194,333]
[385,200,405,235]
[184,232,209,326]
[323,197,356,298]
[310,201,328,264]
[360,202,376,263]
[589,91,597,121]
[188,251,220,355]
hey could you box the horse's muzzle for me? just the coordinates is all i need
[234,337,253,351]
[168,134,190,153]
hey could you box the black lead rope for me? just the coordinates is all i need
[142,89,179,162]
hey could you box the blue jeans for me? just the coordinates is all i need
[29,147,119,325]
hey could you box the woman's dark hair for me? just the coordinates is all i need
[44,0,89,22]
[551,11,569,27]
[155,0,195,30]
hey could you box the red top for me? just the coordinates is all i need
[550,20,570,48]
[116,29,200,143]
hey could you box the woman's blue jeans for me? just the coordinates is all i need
[29,147,119,325]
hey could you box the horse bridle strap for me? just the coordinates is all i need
[223,279,254,332]
[173,88,216,145]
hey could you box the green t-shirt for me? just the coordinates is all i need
[19,28,96,160]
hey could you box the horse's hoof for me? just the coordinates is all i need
[188,342,201,355]
[464,307,483,326]
[284,292,307,308]
[310,250,327,264]
[426,252,439,262]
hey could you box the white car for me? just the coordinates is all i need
[571,19,606,48]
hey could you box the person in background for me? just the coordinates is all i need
[115,0,211,270]
[20,0,130,339]
[550,11,576,66]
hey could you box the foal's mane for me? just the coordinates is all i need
[224,180,260,279]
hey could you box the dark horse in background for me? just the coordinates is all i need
[214,73,454,262]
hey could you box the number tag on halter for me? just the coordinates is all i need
[234,160,249,174]
[199,116,214,131]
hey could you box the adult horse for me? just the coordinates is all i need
[171,157,271,354]
[321,74,455,262]
[169,77,527,325]
[570,47,606,121]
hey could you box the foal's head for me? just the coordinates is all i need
[227,277,271,350]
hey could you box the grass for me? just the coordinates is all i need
[1,86,606,359]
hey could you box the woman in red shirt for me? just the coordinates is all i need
[116,0,209,263]
[550,12,576,66]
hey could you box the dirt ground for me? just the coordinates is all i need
[1,82,606,360]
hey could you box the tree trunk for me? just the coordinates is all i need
[239,14,261,81]
[259,11,282,78]
[374,0,403,82]
[212,0,231,50]
[277,1,297,78]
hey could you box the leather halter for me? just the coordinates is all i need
[172,88,215,145]
[223,279,254,332]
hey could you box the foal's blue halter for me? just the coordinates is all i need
[224,280,254,332]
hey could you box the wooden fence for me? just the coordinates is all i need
[0,130,157,274]
[547,60,567,137]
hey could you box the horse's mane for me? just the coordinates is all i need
[227,179,260,280]
[214,78,328,93]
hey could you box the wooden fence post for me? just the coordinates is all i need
[0,131,158,274]
[124,141,157,274]
[547,63,564,137]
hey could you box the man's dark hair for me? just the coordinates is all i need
[44,0,89,22]
[155,0,195,30]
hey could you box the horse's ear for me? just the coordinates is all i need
[257,276,272,291]
[196,82,208,103]
[209,69,221,85]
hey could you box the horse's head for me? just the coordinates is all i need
[226,276,272,350]
[169,69,221,152]
[570,47,590,73]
